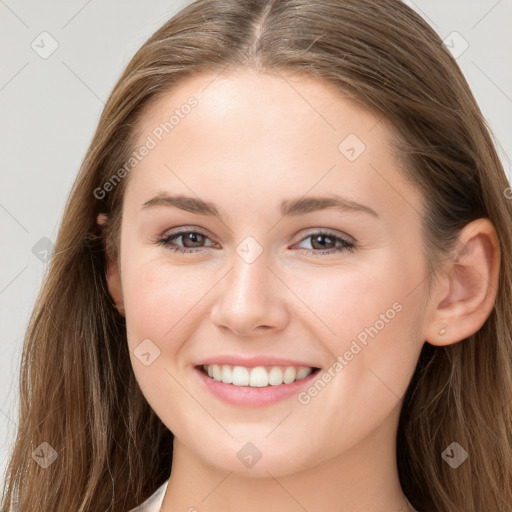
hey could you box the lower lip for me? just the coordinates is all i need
[194,366,320,407]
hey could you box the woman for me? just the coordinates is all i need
[2,0,511,511]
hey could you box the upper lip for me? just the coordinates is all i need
[194,355,321,369]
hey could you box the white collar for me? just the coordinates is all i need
[128,479,169,511]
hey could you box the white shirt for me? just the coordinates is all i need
[128,479,169,511]
[128,478,418,512]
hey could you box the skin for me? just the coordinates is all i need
[99,68,500,512]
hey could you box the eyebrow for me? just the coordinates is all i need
[141,192,379,219]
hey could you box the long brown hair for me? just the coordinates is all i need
[2,1,511,510]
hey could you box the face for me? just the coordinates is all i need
[110,68,429,476]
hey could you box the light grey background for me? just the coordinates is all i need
[0,0,511,481]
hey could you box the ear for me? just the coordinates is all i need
[97,213,125,316]
[423,218,500,346]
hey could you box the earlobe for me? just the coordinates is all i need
[425,218,500,346]
[96,213,125,316]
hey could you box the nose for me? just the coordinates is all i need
[210,249,290,337]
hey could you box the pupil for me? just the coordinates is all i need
[312,234,334,250]
[184,232,204,247]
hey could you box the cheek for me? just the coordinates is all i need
[284,248,423,352]
[122,251,218,342]
[288,250,424,424]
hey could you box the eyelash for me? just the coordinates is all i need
[157,228,356,256]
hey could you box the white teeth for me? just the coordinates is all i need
[249,367,269,387]
[283,367,296,384]
[231,366,249,386]
[212,364,222,381]
[296,367,312,380]
[221,364,232,384]
[268,367,283,385]
[201,364,314,387]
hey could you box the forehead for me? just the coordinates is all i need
[136,67,384,148]
[126,68,422,224]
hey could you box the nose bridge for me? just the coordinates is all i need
[211,238,288,334]
[230,246,270,301]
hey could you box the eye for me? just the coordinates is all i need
[157,229,217,254]
[156,228,356,256]
[294,230,356,256]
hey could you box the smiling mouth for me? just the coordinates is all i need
[197,364,321,388]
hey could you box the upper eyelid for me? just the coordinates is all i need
[161,226,216,243]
